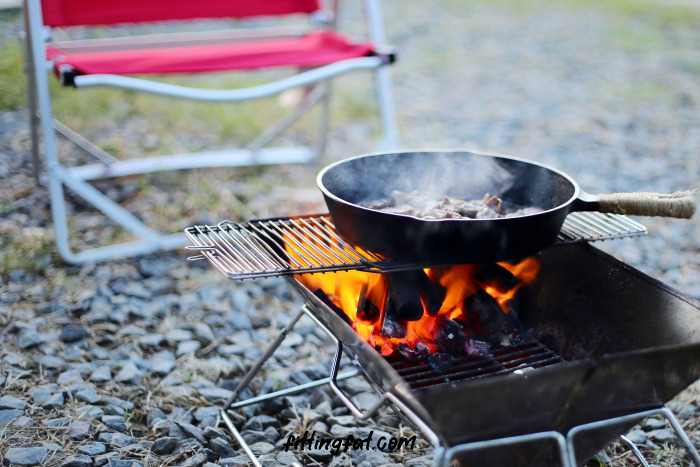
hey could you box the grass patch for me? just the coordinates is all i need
[0,39,26,110]
[462,0,700,26]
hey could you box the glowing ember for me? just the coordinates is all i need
[293,254,540,360]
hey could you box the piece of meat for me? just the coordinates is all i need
[360,190,542,220]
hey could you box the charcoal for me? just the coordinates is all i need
[462,287,524,346]
[432,315,466,355]
[380,305,407,339]
[413,270,446,317]
[385,272,425,321]
[475,263,520,294]
[464,338,492,357]
[397,341,430,361]
[356,283,380,322]
[311,289,352,325]
[428,352,454,374]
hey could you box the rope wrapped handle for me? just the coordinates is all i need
[598,190,697,219]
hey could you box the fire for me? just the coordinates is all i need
[284,232,540,360]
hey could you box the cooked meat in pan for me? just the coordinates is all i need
[361,190,544,220]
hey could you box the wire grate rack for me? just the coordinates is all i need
[185,212,647,280]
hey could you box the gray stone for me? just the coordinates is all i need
[643,418,667,431]
[352,449,392,465]
[220,456,250,467]
[35,355,66,370]
[89,365,112,383]
[114,362,144,385]
[625,429,648,445]
[0,395,27,410]
[177,453,207,467]
[249,442,275,456]
[147,407,166,427]
[43,392,65,409]
[197,416,217,429]
[307,448,333,462]
[328,452,354,467]
[12,416,33,427]
[327,415,357,427]
[277,451,303,466]
[151,436,179,455]
[405,455,435,466]
[119,444,148,455]
[193,406,220,422]
[139,333,165,347]
[203,426,230,441]
[193,323,215,344]
[109,461,143,467]
[76,405,104,419]
[69,420,91,440]
[197,387,234,402]
[3,447,48,466]
[102,415,126,432]
[166,329,194,342]
[242,415,281,432]
[42,442,65,453]
[121,282,152,299]
[74,384,101,404]
[226,314,253,331]
[60,455,93,467]
[208,437,237,458]
[77,442,107,456]
[93,453,119,467]
[150,350,176,375]
[176,340,201,356]
[109,433,136,446]
[105,397,134,413]
[170,407,194,423]
[648,428,677,443]
[44,417,71,427]
[57,370,84,385]
[241,430,270,445]
[31,387,53,405]
[117,324,147,337]
[0,409,23,424]
[17,328,41,348]
[60,325,89,342]
[177,421,208,444]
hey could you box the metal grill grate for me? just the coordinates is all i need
[186,212,646,280]
[386,342,564,390]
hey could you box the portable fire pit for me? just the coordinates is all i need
[186,212,700,466]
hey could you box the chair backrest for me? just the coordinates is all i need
[40,0,322,27]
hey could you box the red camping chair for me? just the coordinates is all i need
[23,0,399,264]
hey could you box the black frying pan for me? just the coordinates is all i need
[317,150,696,264]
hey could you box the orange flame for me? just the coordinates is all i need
[286,234,539,358]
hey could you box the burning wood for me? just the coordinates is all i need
[297,255,539,367]
[461,287,525,346]
[380,303,407,339]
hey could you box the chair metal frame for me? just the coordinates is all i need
[23,0,399,264]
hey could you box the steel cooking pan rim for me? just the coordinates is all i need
[316,148,582,223]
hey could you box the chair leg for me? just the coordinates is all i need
[22,8,42,185]
[374,65,400,150]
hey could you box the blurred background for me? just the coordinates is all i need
[1,0,699,296]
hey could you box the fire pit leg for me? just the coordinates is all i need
[222,306,306,410]
[437,432,571,467]
[566,406,700,467]
[300,306,443,448]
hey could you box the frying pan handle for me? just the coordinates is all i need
[593,190,697,218]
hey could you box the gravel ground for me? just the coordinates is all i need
[2,1,700,466]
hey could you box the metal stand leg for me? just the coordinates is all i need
[619,435,650,467]
[218,305,358,467]
[567,406,700,467]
